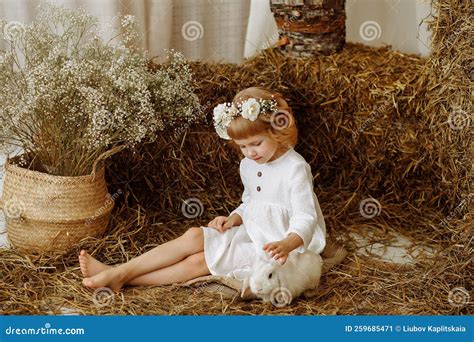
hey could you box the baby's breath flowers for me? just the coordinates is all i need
[0,2,200,176]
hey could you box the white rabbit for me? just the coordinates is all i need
[241,250,322,306]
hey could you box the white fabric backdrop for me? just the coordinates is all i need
[0,0,432,63]
[245,0,432,58]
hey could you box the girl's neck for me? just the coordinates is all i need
[267,146,290,163]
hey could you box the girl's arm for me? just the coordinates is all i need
[229,161,250,220]
[286,163,319,253]
[263,233,303,264]
[284,232,304,250]
[228,212,243,226]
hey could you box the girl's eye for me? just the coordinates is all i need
[268,273,273,279]
[256,141,262,146]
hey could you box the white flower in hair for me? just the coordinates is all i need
[241,98,260,121]
[213,103,229,122]
[213,103,234,140]
[215,123,231,140]
[212,97,278,140]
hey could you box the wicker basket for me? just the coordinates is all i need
[0,151,117,254]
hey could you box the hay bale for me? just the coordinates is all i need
[109,41,467,236]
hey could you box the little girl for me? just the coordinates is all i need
[79,87,326,292]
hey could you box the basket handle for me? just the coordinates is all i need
[90,145,126,179]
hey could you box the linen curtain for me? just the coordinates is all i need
[0,0,432,63]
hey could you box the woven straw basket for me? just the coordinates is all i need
[0,149,119,254]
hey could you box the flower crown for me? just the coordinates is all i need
[213,98,278,140]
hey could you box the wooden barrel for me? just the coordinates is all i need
[270,0,346,57]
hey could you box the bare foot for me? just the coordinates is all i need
[78,250,111,278]
[82,267,126,292]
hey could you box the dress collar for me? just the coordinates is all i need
[262,148,293,166]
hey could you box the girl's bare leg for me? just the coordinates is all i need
[81,227,205,291]
[80,251,210,285]
[126,251,209,285]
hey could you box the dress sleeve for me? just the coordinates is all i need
[229,160,250,219]
[286,163,319,253]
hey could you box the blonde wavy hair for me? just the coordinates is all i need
[227,87,298,150]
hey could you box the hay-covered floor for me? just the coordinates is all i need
[0,0,471,315]
[0,205,471,315]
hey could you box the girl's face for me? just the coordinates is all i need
[234,134,283,164]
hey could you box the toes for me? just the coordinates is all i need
[80,266,88,277]
[80,250,91,259]
[83,278,93,288]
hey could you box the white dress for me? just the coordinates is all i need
[202,148,326,280]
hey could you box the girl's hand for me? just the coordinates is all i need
[207,214,241,233]
[263,240,292,265]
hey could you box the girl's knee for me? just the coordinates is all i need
[186,252,205,266]
[182,227,204,253]
[184,227,203,240]
[185,252,209,274]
